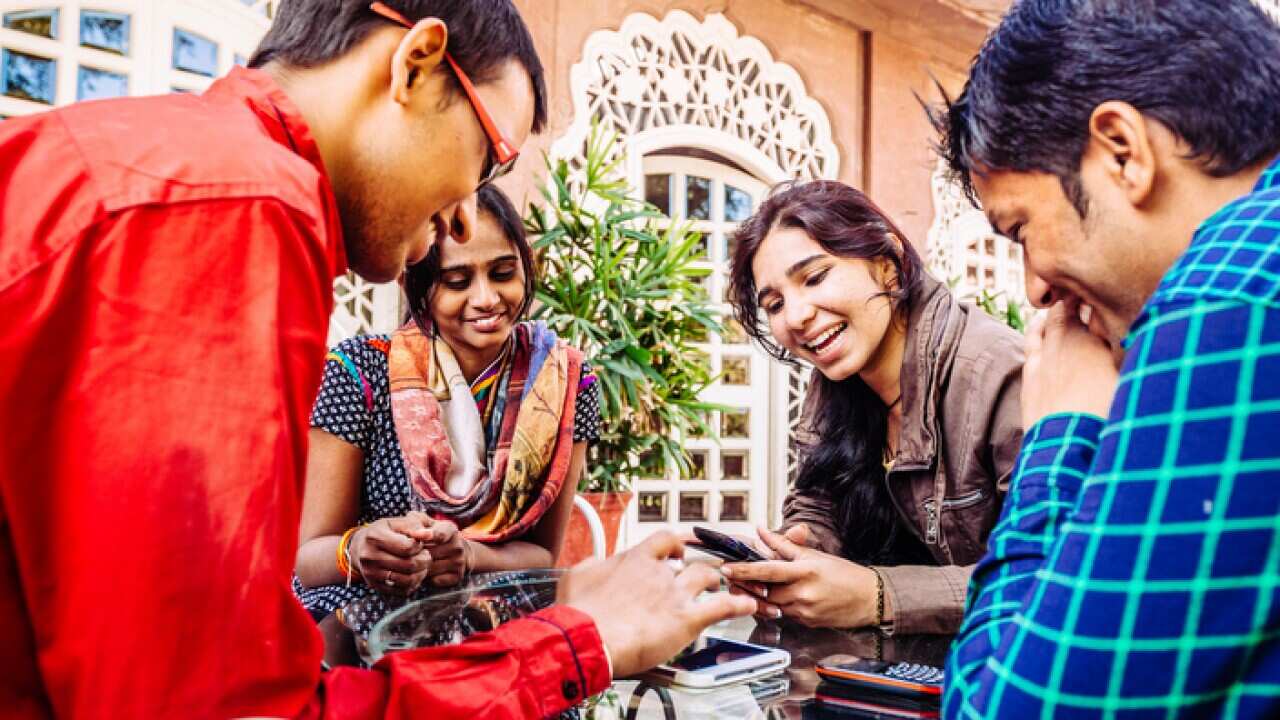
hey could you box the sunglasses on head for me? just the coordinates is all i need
[369,1,520,187]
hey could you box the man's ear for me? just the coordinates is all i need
[1087,101,1156,208]
[389,17,448,106]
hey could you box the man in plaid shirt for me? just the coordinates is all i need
[932,0,1280,716]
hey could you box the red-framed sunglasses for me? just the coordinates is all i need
[369,1,519,186]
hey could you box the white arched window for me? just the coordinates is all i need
[638,153,768,535]
[551,10,842,541]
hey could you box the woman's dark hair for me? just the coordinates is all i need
[404,184,535,333]
[727,180,929,564]
[250,0,547,134]
[931,0,1280,215]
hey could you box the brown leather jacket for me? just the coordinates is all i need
[782,275,1024,634]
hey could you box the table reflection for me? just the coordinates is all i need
[611,616,952,719]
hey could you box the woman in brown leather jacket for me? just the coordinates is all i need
[721,180,1024,635]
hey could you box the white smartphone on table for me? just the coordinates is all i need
[641,636,791,689]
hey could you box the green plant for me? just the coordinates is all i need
[526,124,725,493]
[975,288,1027,333]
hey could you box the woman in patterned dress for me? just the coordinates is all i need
[293,185,600,621]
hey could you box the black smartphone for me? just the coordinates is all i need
[691,526,767,562]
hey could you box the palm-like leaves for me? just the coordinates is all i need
[527,125,725,491]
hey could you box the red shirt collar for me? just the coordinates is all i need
[205,66,348,276]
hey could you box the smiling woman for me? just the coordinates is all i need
[293,185,601,630]
[724,180,1025,634]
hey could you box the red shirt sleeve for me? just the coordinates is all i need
[307,606,611,720]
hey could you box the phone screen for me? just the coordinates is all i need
[666,637,772,672]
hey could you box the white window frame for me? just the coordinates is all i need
[628,153,775,541]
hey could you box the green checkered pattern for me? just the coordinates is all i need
[944,156,1280,718]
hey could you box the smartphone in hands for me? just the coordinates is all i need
[690,526,767,563]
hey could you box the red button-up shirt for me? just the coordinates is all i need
[0,67,608,719]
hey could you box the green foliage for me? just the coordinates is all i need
[974,288,1027,333]
[526,124,725,492]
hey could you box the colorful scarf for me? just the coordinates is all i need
[387,321,583,543]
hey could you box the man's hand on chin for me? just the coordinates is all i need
[1022,299,1121,428]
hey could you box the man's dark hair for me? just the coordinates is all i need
[250,0,547,133]
[931,0,1280,214]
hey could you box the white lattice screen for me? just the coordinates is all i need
[327,274,404,347]
[926,160,1026,307]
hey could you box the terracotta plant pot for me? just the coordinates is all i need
[556,491,633,567]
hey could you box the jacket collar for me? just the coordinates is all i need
[889,274,963,470]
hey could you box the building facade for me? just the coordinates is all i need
[10,1,1273,546]
[0,0,1025,546]
[503,0,1013,544]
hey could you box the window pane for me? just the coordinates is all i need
[77,66,128,101]
[81,11,130,55]
[687,450,707,480]
[644,173,671,214]
[693,231,709,259]
[722,355,750,385]
[724,184,752,222]
[173,28,218,77]
[2,50,56,104]
[721,409,749,439]
[722,318,748,344]
[686,176,711,220]
[688,411,711,439]
[679,492,708,522]
[638,491,668,522]
[722,451,748,479]
[720,492,749,522]
[5,9,57,38]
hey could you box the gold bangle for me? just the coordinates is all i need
[337,525,362,584]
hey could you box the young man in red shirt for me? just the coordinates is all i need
[0,2,755,717]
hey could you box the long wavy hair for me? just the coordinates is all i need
[727,180,929,564]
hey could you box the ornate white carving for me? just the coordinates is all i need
[550,10,840,184]
[554,11,841,528]
[926,160,1026,306]
[327,273,404,346]
[785,362,814,483]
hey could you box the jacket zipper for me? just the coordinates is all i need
[923,489,986,545]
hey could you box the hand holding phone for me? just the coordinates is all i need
[690,526,768,562]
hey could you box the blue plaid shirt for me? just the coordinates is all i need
[945,155,1280,718]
